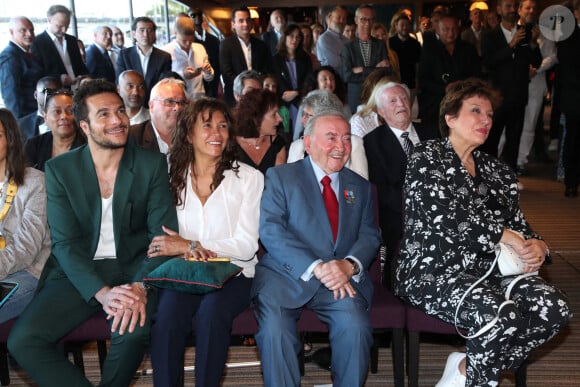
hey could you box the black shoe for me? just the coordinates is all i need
[516,165,526,177]
[564,186,578,197]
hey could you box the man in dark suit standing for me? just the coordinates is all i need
[558,0,580,197]
[480,0,541,171]
[190,8,221,98]
[116,17,172,106]
[261,9,286,55]
[220,6,271,106]
[0,16,42,119]
[8,79,177,386]
[342,5,390,113]
[31,5,87,87]
[253,111,380,387]
[418,14,481,131]
[85,26,115,83]
[364,82,437,287]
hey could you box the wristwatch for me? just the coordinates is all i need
[345,258,361,276]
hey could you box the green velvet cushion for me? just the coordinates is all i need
[144,258,242,294]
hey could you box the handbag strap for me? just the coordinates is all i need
[454,247,536,339]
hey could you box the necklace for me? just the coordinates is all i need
[242,138,261,150]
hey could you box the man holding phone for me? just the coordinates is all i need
[162,14,214,102]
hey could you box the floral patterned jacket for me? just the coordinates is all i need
[394,138,539,303]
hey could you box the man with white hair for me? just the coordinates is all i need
[364,82,437,286]
[0,16,42,118]
[262,9,287,55]
[129,78,187,154]
[232,69,262,102]
[85,25,115,82]
[288,89,368,179]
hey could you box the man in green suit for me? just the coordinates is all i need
[8,80,178,387]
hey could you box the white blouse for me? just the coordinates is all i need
[176,162,264,278]
[349,110,381,138]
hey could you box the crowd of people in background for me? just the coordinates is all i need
[0,1,576,386]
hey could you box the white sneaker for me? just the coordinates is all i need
[435,352,466,387]
[548,139,559,152]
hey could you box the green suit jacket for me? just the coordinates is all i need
[40,142,177,304]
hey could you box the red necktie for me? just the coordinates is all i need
[321,176,338,241]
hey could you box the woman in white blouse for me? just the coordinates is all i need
[148,98,264,387]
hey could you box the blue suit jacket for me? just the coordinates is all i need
[0,41,42,118]
[116,46,172,105]
[253,157,381,308]
[85,44,115,82]
[31,31,88,79]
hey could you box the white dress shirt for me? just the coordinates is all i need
[47,30,75,78]
[162,41,214,101]
[388,122,420,149]
[177,162,263,278]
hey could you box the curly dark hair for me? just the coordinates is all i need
[439,78,501,137]
[169,98,239,206]
[233,89,279,138]
[0,109,26,185]
[312,66,347,104]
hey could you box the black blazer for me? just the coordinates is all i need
[271,51,313,108]
[418,38,481,128]
[557,26,580,115]
[481,25,541,105]
[24,131,87,172]
[31,31,88,79]
[219,34,271,105]
[17,112,43,142]
[262,30,279,56]
[85,44,115,82]
[364,123,438,253]
[116,46,172,105]
[195,33,221,98]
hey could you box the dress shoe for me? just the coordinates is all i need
[435,352,466,387]
[565,186,578,198]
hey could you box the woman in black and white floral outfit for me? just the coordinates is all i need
[395,78,572,387]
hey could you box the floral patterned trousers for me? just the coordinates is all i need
[424,272,571,387]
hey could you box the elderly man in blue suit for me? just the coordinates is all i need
[253,110,380,387]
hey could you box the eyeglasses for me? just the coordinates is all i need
[45,89,73,97]
[153,98,189,108]
[43,88,74,110]
[358,17,376,24]
[189,12,203,18]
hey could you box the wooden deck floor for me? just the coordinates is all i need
[5,157,580,386]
